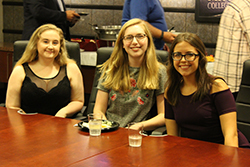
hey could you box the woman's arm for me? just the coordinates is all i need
[165,119,179,136]
[93,90,109,120]
[144,21,176,43]
[6,65,25,109]
[212,78,238,147]
[131,94,165,131]
[220,112,238,147]
[55,63,84,118]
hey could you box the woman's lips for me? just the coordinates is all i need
[46,50,54,54]
[179,65,190,69]
[130,47,140,51]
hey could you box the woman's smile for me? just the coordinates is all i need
[130,46,141,51]
[179,64,191,70]
[46,49,54,54]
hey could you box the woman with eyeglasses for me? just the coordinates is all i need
[93,18,167,131]
[164,32,250,148]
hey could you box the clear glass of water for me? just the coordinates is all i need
[88,113,103,136]
[127,122,143,147]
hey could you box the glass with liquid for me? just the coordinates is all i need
[88,113,103,136]
[127,122,143,147]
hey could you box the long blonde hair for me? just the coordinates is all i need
[99,18,161,92]
[16,24,74,66]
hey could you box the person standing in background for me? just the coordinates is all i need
[121,0,176,50]
[213,0,250,100]
[22,0,80,41]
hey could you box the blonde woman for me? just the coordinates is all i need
[6,24,84,118]
[93,18,167,131]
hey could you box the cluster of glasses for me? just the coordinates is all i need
[123,33,147,42]
[172,52,199,61]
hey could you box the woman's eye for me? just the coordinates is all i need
[186,54,194,57]
[174,53,182,57]
[136,35,143,39]
[126,36,133,40]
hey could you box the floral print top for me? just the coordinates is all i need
[97,64,167,127]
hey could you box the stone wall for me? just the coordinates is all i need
[3,0,219,55]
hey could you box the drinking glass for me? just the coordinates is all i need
[127,122,143,147]
[88,113,103,136]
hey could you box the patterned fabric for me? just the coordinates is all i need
[213,0,250,93]
[97,64,167,127]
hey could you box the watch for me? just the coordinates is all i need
[159,30,164,40]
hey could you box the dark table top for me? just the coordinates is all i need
[1,107,250,167]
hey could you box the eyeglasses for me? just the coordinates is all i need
[172,52,199,61]
[123,33,147,42]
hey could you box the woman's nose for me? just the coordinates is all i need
[48,42,54,48]
[131,36,138,44]
[180,55,186,61]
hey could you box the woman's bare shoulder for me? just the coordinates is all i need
[12,65,25,75]
[66,62,78,68]
[13,64,24,70]
[8,65,25,83]
[66,62,82,79]
[211,78,229,94]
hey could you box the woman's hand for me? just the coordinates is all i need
[163,32,177,43]
[128,123,143,131]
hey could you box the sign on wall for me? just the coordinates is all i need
[195,0,229,23]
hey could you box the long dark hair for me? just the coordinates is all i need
[164,32,213,106]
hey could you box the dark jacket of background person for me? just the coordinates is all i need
[22,0,72,41]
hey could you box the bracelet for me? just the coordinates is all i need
[159,30,164,40]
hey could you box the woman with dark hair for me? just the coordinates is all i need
[164,32,249,148]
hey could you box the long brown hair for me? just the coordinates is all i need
[164,32,213,106]
[99,18,162,92]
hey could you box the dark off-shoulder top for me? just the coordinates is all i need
[165,89,250,148]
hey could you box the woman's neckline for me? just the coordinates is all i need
[26,63,61,80]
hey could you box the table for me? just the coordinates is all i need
[1,107,250,167]
[0,107,128,167]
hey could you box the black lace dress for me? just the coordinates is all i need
[20,63,71,116]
